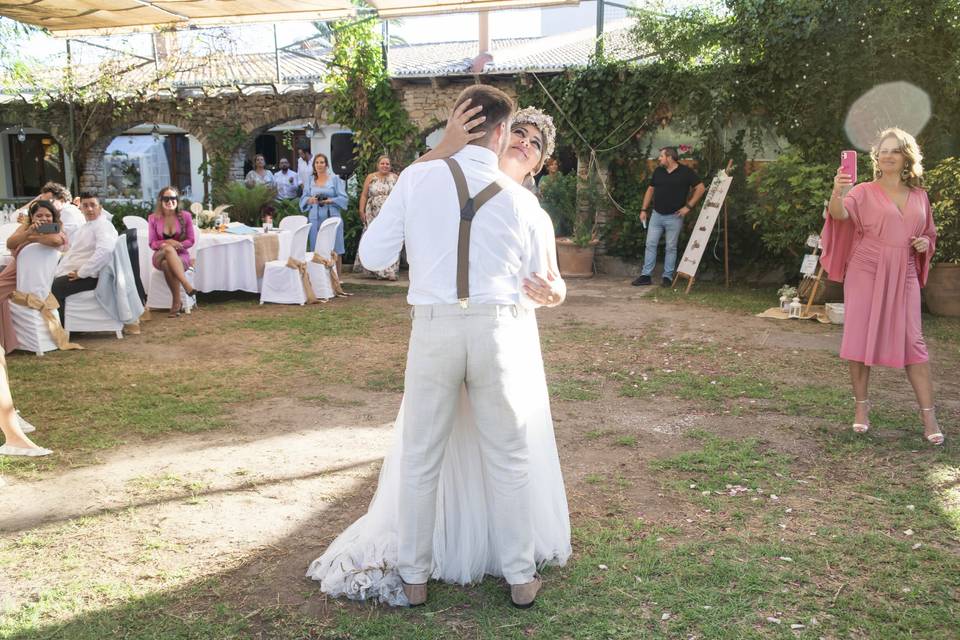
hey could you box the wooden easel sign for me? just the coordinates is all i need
[673,170,734,292]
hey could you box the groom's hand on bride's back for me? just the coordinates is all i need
[523,270,565,308]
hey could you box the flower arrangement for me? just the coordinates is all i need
[189,202,232,230]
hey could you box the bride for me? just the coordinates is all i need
[306,104,570,606]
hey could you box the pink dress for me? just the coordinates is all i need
[147,211,195,270]
[820,182,937,368]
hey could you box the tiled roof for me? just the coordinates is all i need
[388,19,640,77]
[1,19,641,99]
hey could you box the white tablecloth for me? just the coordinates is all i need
[194,230,286,293]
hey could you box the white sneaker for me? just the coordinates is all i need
[16,410,35,433]
[0,444,52,457]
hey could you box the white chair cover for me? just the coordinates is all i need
[259,223,311,305]
[9,244,60,355]
[306,217,342,301]
[146,225,199,312]
[278,215,307,232]
[0,222,21,251]
[64,236,126,339]
[122,216,149,232]
[147,268,196,312]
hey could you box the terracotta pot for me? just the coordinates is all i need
[556,238,598,278]
[925,263,960,317]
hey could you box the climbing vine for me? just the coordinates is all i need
[326,17,420,176]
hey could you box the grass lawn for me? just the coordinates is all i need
[1,280,957,639]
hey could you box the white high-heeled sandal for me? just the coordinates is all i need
[920,407,944,446]
[852,398,870,433]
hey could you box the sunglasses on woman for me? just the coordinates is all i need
[161,195,179,203]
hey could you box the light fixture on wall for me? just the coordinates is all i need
[16,126,26,143]
[151,123,161,142]
[304,121,316,139]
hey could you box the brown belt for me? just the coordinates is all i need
[443,158,503,308]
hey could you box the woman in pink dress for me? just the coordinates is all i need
[147,186,197,317]
[821,128,942,445]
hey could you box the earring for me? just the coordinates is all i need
[901,168,910,181]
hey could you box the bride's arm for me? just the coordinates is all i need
[414,99,486,164]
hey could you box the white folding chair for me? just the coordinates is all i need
[146,226,200,312]
[259,222,312,305]
[64,236,128,340]
[9,244,60,356]
[0,222,21,250]
[278,215,307,232]
[306,217,342,301]
[122,216,149,232]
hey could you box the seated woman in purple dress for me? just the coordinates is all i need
[148,186,198,317]
[821,127,942,445]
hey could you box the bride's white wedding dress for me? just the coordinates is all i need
[306,310,571,606]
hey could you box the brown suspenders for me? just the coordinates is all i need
[442,158,504,308]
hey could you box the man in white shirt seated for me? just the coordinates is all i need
[37,181,85,241]
[50,192,118,326]
[274,158,300,201]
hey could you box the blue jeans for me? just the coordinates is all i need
[641,210,683,280]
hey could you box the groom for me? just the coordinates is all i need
[358,85,564,608]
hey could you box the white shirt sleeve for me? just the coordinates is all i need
[518,203,565,309]
[77,220,118,279]
[358,167,410,271]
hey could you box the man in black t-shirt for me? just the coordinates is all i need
[632,146,705,286]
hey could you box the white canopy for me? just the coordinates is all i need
[0,0,580,37]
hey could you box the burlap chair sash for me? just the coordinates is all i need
[310,251,351,297]
[285,257,319,304]
[10,291,83,351]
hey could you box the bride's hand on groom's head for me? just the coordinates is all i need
[439,99,486,154]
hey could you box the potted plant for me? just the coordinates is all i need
[551,165,602,278]
[923,158,960,316]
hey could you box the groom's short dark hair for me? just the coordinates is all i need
[453,84,515,147]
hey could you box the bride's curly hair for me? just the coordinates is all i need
[511,107,557,175]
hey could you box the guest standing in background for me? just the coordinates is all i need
[297,147,313,196]
[299,153,348,275]
[245,154,276,190]
[148,187,198,318]
[353,155,399,280]
[274,158,300,201]
[821,127,942,446]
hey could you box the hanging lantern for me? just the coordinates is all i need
[151,123,161,142]
[304,121,316,139]
[16,126,26,143]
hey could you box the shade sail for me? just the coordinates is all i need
[0,0,581,37]
[367,0,580,18]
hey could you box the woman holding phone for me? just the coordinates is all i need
[821,128,941,445]
[0,200,68,354]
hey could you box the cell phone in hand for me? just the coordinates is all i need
[36,222,61,234]
[840,150,857,184]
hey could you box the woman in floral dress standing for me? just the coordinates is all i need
[354,155,399,280]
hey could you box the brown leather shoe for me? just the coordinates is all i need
[402,580,427,607]
[510,574,542,609]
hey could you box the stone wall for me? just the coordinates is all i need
[0,78,522,197]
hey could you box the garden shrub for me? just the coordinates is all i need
[743,151,834,271]
[540,172,577,238]
[214,183,275,226]
[924,157,960,264]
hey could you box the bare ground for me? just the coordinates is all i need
[1,274,957,631]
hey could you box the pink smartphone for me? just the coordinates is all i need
[840,150,857,184]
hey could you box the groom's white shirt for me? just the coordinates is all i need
[358,145,555,306]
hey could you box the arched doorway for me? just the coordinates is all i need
[102,124,207,203]
[0,126,69,199]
